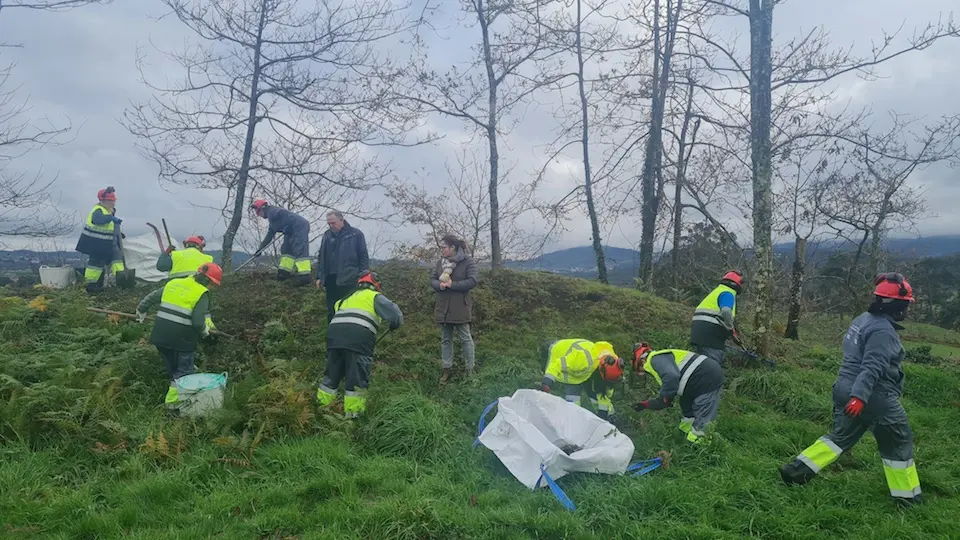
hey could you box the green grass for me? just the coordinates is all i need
[2,264,959,539]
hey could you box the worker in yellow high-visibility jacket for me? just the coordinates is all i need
[539,339,624,420]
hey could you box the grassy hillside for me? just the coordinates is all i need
[2,264,959,539]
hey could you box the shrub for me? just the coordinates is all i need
[905,345,942,365]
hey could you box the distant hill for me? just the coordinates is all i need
[503,235,960,282]
[4,234,960,277]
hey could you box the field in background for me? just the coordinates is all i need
[2,265,958,539]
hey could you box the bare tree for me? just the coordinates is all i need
[0,0,109,12]
[0,0,113,242]
[394,0,555,270]
[774,143,844,339]
[691,0,959,353]
[124,0,431,270]
[0,64,72,240]
[819,113,960,307]
[635,0,685,287]
[387,146,562,263]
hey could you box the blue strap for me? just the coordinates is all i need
[536,464,576,511]
[472,399,499,449]
[626,457,662,477]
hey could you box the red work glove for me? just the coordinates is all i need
[165,246,175,254]
[844,397,865,417]
[541,384,551,393]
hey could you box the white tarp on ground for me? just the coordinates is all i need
[476,389,636,490]
[121,232,179,283]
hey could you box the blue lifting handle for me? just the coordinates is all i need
[473,399,499,449]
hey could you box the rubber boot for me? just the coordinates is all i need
[895,494,924,507]
[779,459,817,486]
[276,269,291,281]
[439,368,451,384]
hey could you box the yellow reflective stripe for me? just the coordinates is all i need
[165,386,178,404]
[344,389,367,417]
[797,436,843,473]
[81,228,114,240]
[316,385,336,405]
[160,302,192,315]
[882,459,921,498]
[331,308,379,333]
[677,355,706,396]
[156,311,192,326]
[676,352,698,371]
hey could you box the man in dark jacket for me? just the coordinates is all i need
[779,272,923,507]
[251,199,312,285]
[315,210,369,323]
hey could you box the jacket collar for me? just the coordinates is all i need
[880,313,905,331]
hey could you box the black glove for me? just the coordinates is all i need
[389,321,400,330]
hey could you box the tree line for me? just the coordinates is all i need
[2,1,959,354]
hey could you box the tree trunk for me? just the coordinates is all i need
[477,0,502,270]
[575,0,607,283]
[639,0,681,287]
[672,77,695,287]
[220,3,268,271]
[784,236,806,340]
[749,0,774,355]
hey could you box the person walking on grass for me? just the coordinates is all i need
[630,342,725,444]
[315,210,369,323]
[539,339,624,420]
[779,272,923,507]
[430,234,478,383]
[318,272,402,418]
[135,263,222,409]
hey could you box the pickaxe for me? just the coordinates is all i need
[231,235,281,273]
[146,222,167,252]
[87,307,235,339]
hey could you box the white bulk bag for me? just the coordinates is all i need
[475,389,636,492]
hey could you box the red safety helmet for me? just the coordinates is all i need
[357,271,381,291]
[197,262,223,286]
[251,199,269,213]
[598,354,625,382]
[632,342,652,373]
[874,272,914,303]
[722,270,744,288]
[184,235,205,249]
[97,187,117,201]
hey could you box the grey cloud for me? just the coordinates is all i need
[0,0,957,256]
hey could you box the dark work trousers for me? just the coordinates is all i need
[318,348,373,418]
[157,346,196,381]
[324,275,353,323]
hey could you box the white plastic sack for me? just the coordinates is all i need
[121,232,180,283]
[476,389,636,490]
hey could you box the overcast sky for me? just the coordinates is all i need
[1,0,958,257]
